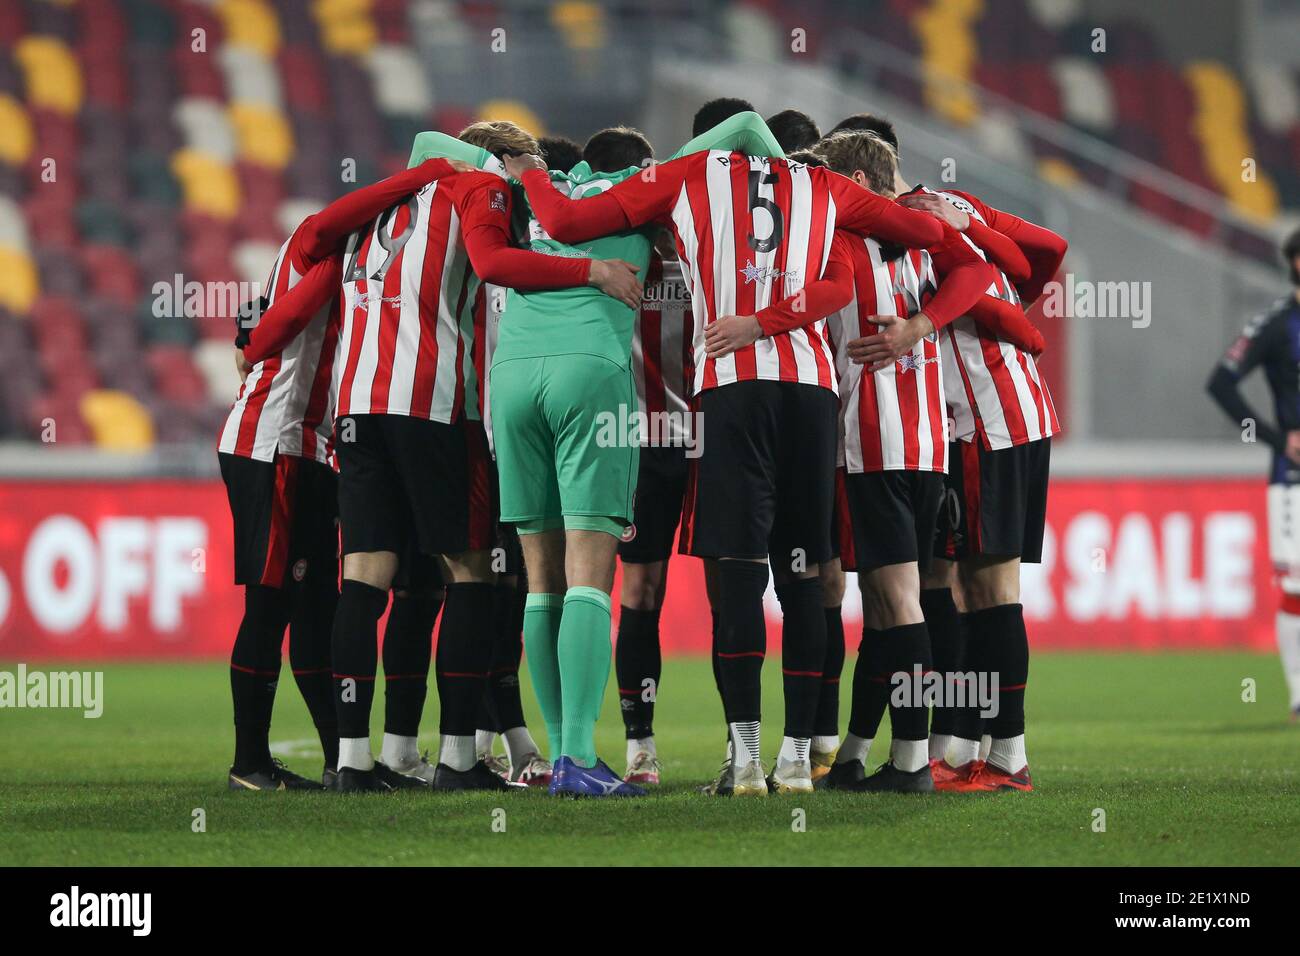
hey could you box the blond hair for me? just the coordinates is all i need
[817,130,898,197]
[458,120,539,156]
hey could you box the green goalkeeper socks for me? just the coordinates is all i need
[558,586,614,769]
[523,593,565,762]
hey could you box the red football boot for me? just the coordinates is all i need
[952,762,1033,792]
[931,758,983,791]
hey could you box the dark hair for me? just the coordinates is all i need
[692,97,755,137]
[787,149,826,168]
[538,135,583,174]
[829,112,899,151]
[582,126,653,173]
[1285,227,1300,286]
[766,109,821,152]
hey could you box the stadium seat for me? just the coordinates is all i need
[229,103,296,169]
[81,388,155,450]
[0,94,34,166]
[174,99,237,163]
[171,149,242,220]
[0,246,39,314]
[366,44,435,117]
[219,46,284,111]
[1052,57,1114,131]
[217,0,282,57]
[14,35,83,116]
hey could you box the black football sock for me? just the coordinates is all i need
[883,622,933,743]
[331,580,389,740]
[710,606,725,699]
[382,591,441,738]
[716,560,770,726]
[484,580,528,732]
[288,567,339,770]
[775,577,826,742]
[846,627,889,741]
[815,605,845,739]
[615,606,662,740]
[231,585,291,774]
[436,582,496,739]
[921,588,963,739]
[952,611,986,745]
[973,603,1029,741]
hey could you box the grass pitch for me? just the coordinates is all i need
[1,652,1297,866]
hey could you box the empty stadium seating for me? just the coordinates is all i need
[0,0,1295,447]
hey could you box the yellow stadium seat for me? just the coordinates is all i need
[228,104,295,169]
[476,100,547,138]
[915,4,981,127]
[80,390,156,451]
[218,0,281,56]
[1185,61,1279,220]
[0,95,34,166]
[0,247,39,314]
[170,150,242,220]
[1037,157,1081,187]
[312,0,377,55]
[552,1,607,50]
[14,36,82,115]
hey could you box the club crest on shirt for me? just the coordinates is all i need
[489,189,507,213]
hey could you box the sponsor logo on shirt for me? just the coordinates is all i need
[739,259,799,286]
[354,291,402,311]
[896,353,940,374]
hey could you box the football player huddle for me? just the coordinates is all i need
[219,96,1065,799]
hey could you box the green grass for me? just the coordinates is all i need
[1,653,1297,866]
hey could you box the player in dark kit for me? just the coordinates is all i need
[1208,227,1300,718]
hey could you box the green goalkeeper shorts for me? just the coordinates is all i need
[489,353,639,535]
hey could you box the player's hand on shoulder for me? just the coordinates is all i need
[899,193,969,232]
[588,258,643,310]
[503,152,547,180]
[705,315,762,358]
[446,159,477,175]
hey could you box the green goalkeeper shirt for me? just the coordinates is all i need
[407,112,786,369]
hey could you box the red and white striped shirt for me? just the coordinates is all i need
[632,254,693,445]
[520,153,946,398]
[219,230,339,465]
[925,187,1060,450]
[334,172,513,423]
[829,236,948,473]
